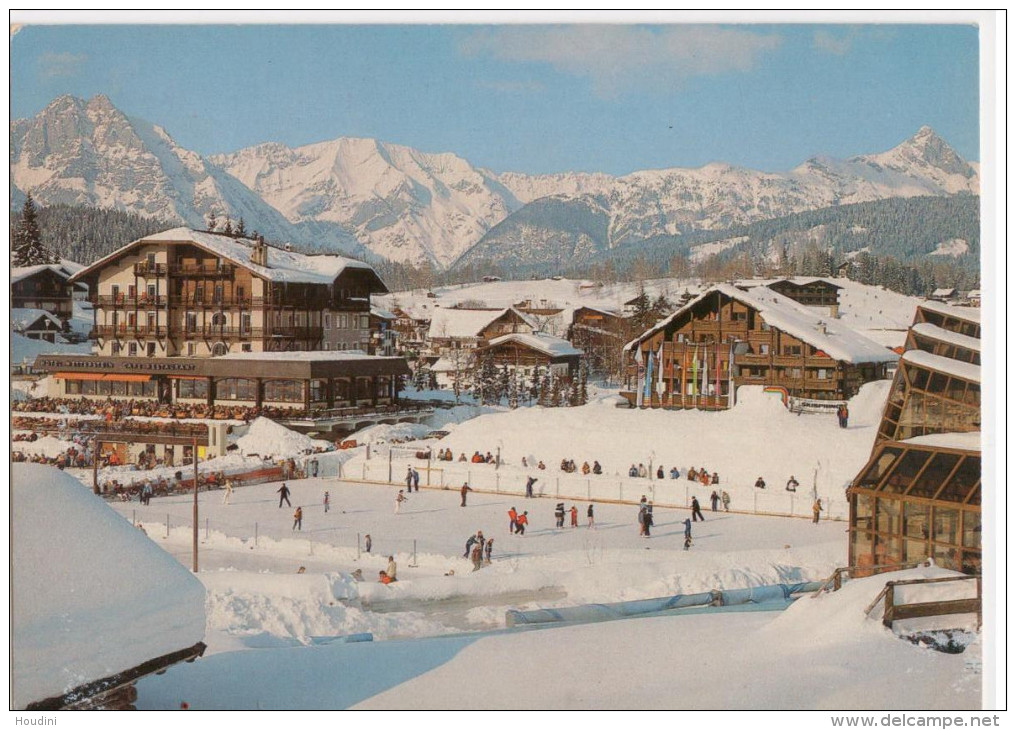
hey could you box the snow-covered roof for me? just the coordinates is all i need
[370,306,397,320]
[901,349,980,383]
[965,290,981,299]
[897,431,981,453]
[626,283,897,364]
[931,288,957,297]
[910,322,981,353]
[486,332,584,359]
[917,300,981,324]
[11,263,75,285]
[12,308,62,331]
[430,356,458,373]
[11,464,205,709]
[735,276,843,290]
[12,331,92,363]
[427,307,535,341]
[69,227,382,288]
[572,304,623,319]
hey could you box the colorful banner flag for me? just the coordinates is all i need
[635,345,644,408]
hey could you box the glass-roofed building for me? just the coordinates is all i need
[846,301,981,576]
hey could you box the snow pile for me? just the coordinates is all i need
[11,435,77,459]
[235,417,331,456]
[11,464,206,709]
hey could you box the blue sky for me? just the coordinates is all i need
[10,22,980,175]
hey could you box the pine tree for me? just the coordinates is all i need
[235,217,247,239]
[579,361,589,405]
[12,193,51,266]
[549,375,562,408]
[222,217,234,237]
[206,211,218,231]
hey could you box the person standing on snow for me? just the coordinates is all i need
[721,491,731,512]
[709,490,720,512]
[221,479,233,505]
[683,517,692,540]
[515,511,528,535]
[412,468,420,492]
[813,499,823,524]
[525,476,537,498]
[464,530,484,558]
[484,538,494,564]
[292,506,303,531]
[570,505,579,528]
[587,504,595,528]
[395,489,407,514]
[277,483,292,508]
[460,482,473,507]
[386,556,398,582]
[471,542,484,571]
[555,502,566,528]
[406,467,414,491]
[323,490,330,513]
[786,475,799,492]
[508,506,518,533]
[364,534,372,554]
[691,496,705,522]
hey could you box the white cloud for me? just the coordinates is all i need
[460,25,783,96]
[38,51,87,78]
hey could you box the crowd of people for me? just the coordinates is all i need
[12,443,92,468]
[13,396,310,423]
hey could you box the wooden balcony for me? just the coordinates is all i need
[168,263,236,277]
[90,325,167,339]
[93,295,167,308]
[170,296,262,308]
[133,262,168,277]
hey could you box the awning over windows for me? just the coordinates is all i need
[53,372,151,382]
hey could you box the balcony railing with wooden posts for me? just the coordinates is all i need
[132,262,168,277]
[92,294,168,308]
[168,263,236,277]
[90,325,167,339]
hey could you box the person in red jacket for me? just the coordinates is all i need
[570,505,578,528]
[460,482,473,507]
[379,571,393,584]
[508,506,518,533]
[514,511,528,535]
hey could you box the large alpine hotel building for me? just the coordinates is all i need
[35,228,409,411]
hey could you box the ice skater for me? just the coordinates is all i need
[323,490,330,513]
[292,506,303,531]
[277,482,292,508]
[691,496,705,522]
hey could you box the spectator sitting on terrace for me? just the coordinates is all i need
[592,461,602,475]
[537,461,546,470]
[471,451,485,464]
[581,461,591,475]
[687,466,698,482]
[459,453,468,462]
[670,466,680,479]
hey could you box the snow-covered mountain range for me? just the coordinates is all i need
[11,95,979,268]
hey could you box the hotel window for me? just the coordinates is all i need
[111,342,122,356]
[237,285,245,302]
[186,342,196,356]
[176,378,209,400]
[195,284,204,302]
[325,314,331,329]
[214,284,223,303]
[339,314,348,329]
[186,313,197,333]
[147,284,157,299]
[147,252,156,267]
[360,315,370,329]
[241,344,252,352]
[217,378,258,401]
[128,343,138,357]
[264,379,303,402]
[128,284,137,299]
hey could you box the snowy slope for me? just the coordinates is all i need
[11,464,206,709]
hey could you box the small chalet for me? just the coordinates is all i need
[369,306,398,356]
[736,277,843,318]
[479,332,584,380]
[623,284,897,409]
[11,260,85,324]
[13,308,64,342]
[391,305,432,350]
[426,306,536,354]
[930,288,958,303]
[568,305,630,377]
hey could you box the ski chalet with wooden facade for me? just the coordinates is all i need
[622,283,897,409]
[33,228,414,421]
[846,301,981,576]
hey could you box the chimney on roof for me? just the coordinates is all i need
[251,236,269,267]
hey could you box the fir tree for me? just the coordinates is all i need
[206,211,218,231]
[222,217,234,237]
[235,217,247,239]
[579,361,589,405]
[12,193,51,266]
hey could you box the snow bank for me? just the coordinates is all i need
[11,435,77,459]
[235,417,331,456]
[11,464,206,709]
